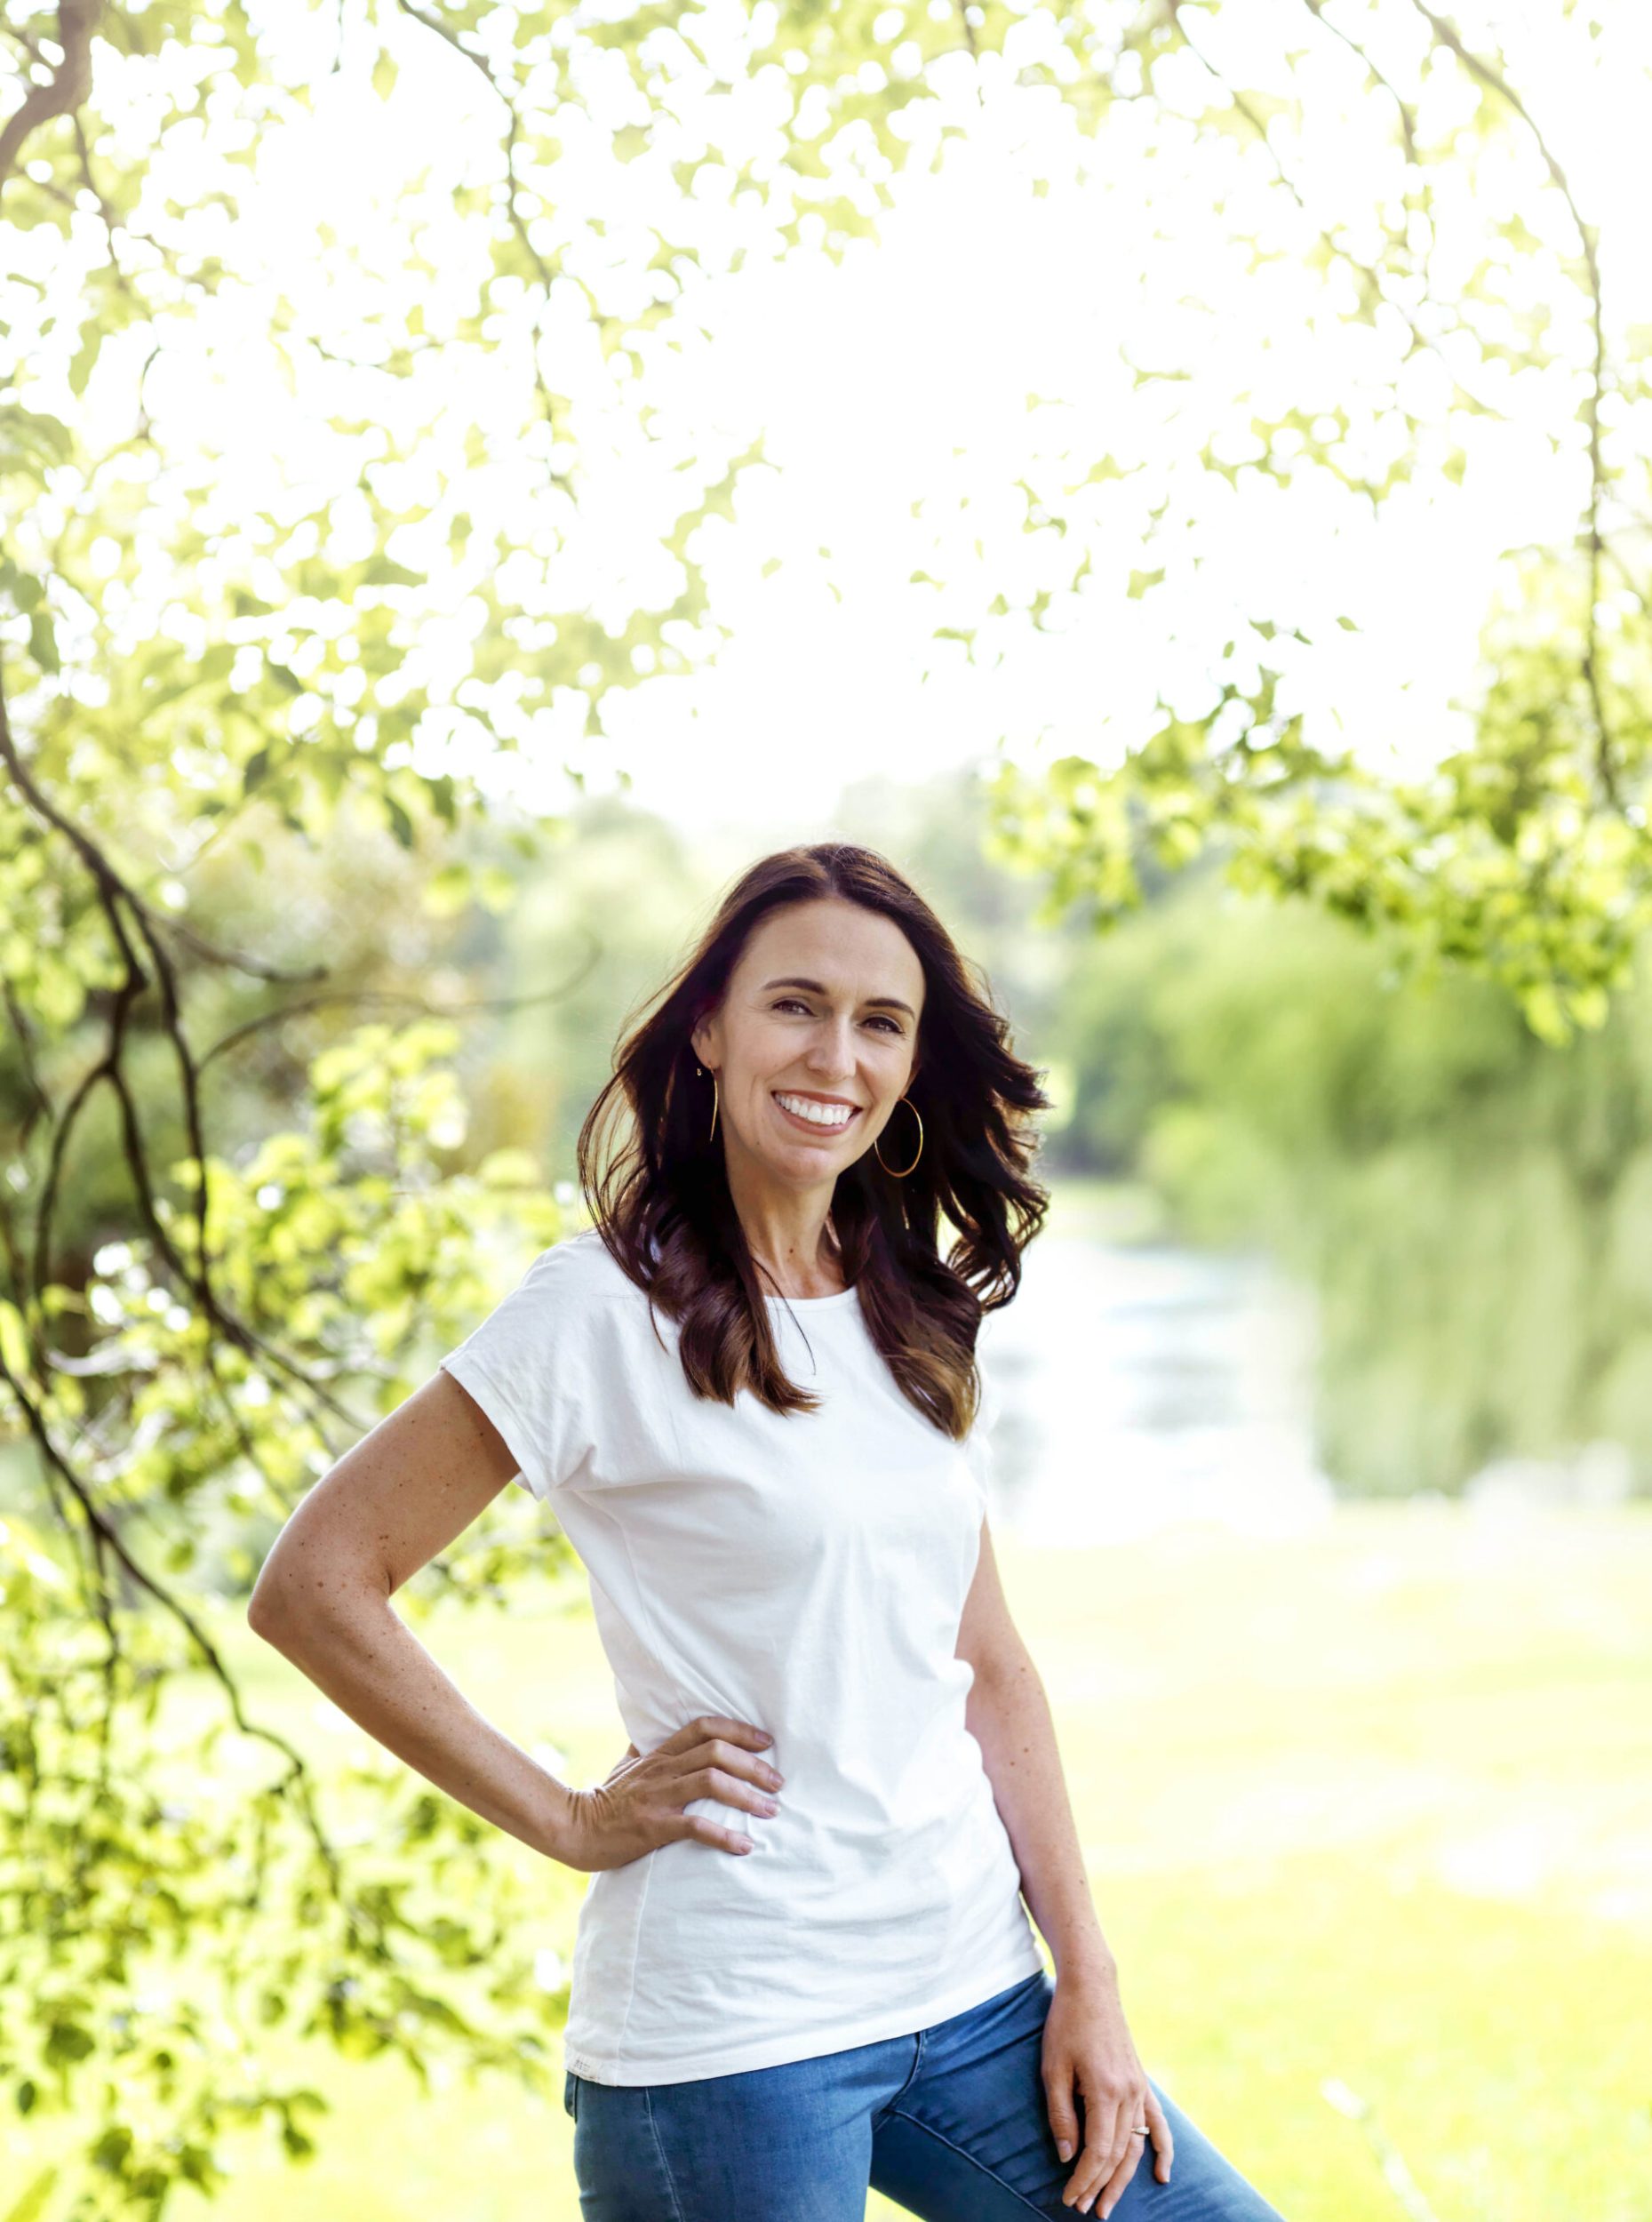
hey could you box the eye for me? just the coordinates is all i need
[772,998,904,1035]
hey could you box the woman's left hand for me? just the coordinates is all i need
[1041,1960,1174,2216]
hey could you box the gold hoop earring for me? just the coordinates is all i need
[874,1094,922,1178]
[696,1061,719,1145]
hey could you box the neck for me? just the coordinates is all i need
[725,1168,842,1297]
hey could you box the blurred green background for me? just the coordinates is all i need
[6,0,1652,2216]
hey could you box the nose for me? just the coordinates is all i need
[805,1016,858,1078]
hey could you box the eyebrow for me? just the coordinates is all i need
[761,975,917,1022]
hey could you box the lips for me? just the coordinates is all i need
[772,1091,862,1136]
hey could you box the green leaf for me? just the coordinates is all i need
[360,555,424,588]
[67,324,102,399]
[1,2163,58,2222]
[0,1300,28,1378]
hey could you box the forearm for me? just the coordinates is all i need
[965,1647,1115,1980]
[249,1587,572,1861]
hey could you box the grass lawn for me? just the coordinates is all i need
[11,1500,1650,2221]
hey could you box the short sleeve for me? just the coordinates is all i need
[961,1352,1003,1507]
[438,1242,599,1499]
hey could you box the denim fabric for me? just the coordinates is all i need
[563,1966,1289,2220]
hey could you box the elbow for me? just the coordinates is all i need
[965,1643,1039,1698]
[246,1564,388,1649]
[246,1574,302,1648]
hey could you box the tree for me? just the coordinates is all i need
[972,4,1651,1050]
[3,0,1641,2206]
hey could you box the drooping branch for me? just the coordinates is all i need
[198,939,603,1073]
[0,1334,364,1930]
[1175,0,1623,811]
[393,0,581,493]
[1297,0,1420,163]
[0,683,377,1435]
[1164,0,1507,430]
[1403,1,1616,807]
[0,0,100,194]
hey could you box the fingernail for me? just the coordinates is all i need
[1057,2139,1073,2160]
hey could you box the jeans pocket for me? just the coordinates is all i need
[563,2069,579,2122]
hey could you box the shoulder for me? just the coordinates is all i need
[519,1227,649,1307]
[448,1229,650,1379]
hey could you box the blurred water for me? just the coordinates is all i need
[978,1232,1337,1546]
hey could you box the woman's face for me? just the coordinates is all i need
[691,898,925,1189]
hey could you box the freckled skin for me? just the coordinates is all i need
[245,1370,577,1860]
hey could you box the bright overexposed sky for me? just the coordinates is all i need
[18,0,1652,845]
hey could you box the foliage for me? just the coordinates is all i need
[4,0,1647,2207]
[1051,868,1652,1494]
[972,2,1652,1049]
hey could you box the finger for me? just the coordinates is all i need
[674,1714,773,1754]
[1065,2114,1121,2210]
[670,1810,755,1856]
[1096,2090,1168,2213]
[1092,2123,1147,2218]
[712,1738,785,1791]
[1066,2141,1110,2211]
[1042,2064,1081,2165]
[683,1762,782,1818]
[1069,2096,1130,2211]
[1145,2089,1174,2182]
[694,1735,781,1793]
[1088,2160,1140,2218]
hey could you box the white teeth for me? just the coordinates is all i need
[775,1092,856,1128]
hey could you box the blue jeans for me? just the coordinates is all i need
[564,1967,1289,2220]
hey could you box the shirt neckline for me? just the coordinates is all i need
[763,1283,859,1311]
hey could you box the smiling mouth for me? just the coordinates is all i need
[771,1091,862,1135]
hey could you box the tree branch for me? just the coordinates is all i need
[1405,2,1617,807]
[0,0,100,195]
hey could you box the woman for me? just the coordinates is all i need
[248,843,1289,2222]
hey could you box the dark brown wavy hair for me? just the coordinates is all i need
[575,842,1052,1442]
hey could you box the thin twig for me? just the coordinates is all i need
[1404,2,1616,805]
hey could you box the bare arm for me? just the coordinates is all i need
[246,1368,574,1862]
[956,1517,1115,1980]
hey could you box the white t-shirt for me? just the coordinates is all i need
[438,1227,1045,2085]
